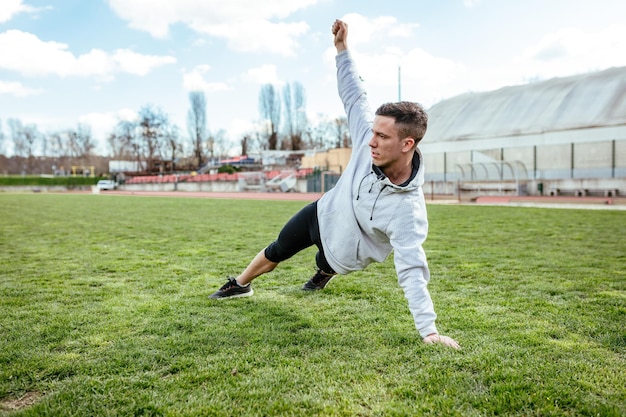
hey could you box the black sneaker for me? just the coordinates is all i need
[302,270,336,291]
[210,277,253,299]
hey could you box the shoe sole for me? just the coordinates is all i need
[211,289,254,299]
[302,276,335,291]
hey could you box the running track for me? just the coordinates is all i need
[98,190,626,209]
[101,190,324,201]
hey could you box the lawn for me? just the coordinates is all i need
[0,193,624,416]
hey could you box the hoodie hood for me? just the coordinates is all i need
[369,149,425,193]
[353,150,423,220]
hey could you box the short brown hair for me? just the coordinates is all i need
[375,101,428,145]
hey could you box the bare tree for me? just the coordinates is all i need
[283,83,293,141]
[240,135,249,156]
[164,124,181,173]
[258,84,281,150]
[304,115,349,150]
[66,124,96,158]
[304,124,322,150]
[24,125,40,162]
[208,129,229,159]
[48,132,63,159]
[8,119,26,159]
[46,131,70,174]
[137,105,168,173]
[8,118,40,173]
[282,82,307,150]
[0,119,5,156]
[206,133,215,161]
[333,116,350,148]
[108,119,136,160]
[187,91,207,169]
[40,131,50,160]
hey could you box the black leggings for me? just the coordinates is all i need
[264,201,335,274]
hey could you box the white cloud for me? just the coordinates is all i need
[0,80,41,97]
[348,48,466,108]
[117,108,139,122]
[327,14,459,107]
[514,24,626,80]
[0,30,176,79]
[0,0,41,23]
[341,13,418,47]
[245,64,282,85]
[437,24,626,98]
[79,109,137,133]
[200,19,309,56]
[463,0,482,7]
[340,14,626,107]
[409,23,626,105]
[112,49,177,76]
[79,112,117,140]
[106,0,317,55]
[227,117,257,140]
[182,65,229,92]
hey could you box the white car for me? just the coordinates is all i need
[96,180,116,190]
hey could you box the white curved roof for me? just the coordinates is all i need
[423,66,626,143]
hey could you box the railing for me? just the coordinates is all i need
[125,169,314,185]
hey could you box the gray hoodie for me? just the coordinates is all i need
[317,50,438,338]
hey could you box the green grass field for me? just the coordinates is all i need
[1,193,624,416]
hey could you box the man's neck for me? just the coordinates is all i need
[376,163,410,186]
[385,165,413,185]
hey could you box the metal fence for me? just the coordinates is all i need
[306,171,341,193]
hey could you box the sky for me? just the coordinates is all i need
[1,0,626,156]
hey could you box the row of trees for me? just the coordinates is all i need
[0,82,351,175]
[0,118,98,175]
[187,81,351,169]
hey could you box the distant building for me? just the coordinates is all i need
[109,160,145,173]
[419,66,626,196]
[300,148,351,173]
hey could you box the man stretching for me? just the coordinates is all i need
[210,19,460,349]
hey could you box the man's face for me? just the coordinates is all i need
[368,115,409,169]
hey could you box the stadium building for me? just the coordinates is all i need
[419,66,626,199]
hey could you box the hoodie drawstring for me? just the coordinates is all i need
[356,170,389,220]
[356,171,374,200]
[370,184,388,221]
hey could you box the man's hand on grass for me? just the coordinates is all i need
[423,333,461,349]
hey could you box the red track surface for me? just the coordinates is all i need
[102,190,324,201]
[92,190,626,208]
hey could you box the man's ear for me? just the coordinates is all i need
[402,137,416,152]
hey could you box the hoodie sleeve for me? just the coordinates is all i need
[389,196,438,338]
[336,51,374,150]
